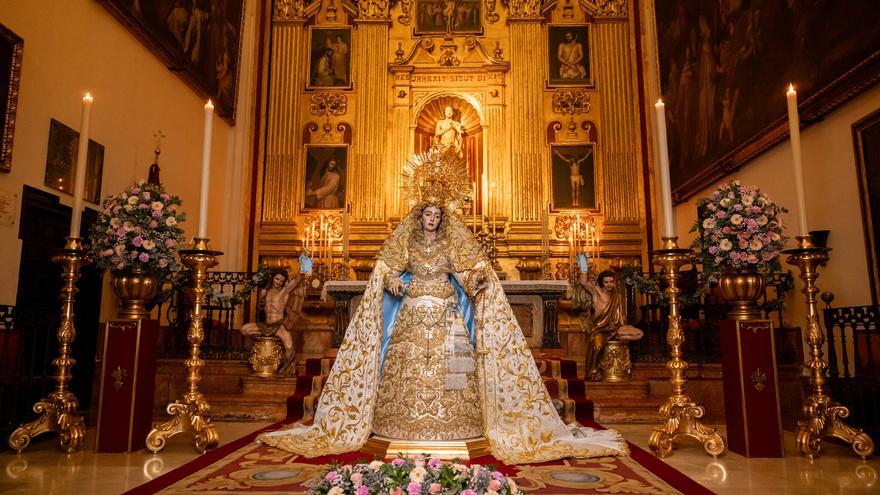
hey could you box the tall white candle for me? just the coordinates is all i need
[654,99,676,238]
[491,181,497,236]
[69,93,93,238]
[786,84,809,236]
[342,204,350,259]
[197,100,214,239]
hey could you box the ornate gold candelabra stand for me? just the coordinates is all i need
[648,237,726,458]
[146,238,221,453]
[8,237,88,454]
[783,235,874,459]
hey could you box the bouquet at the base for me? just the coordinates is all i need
[309,455,521,495]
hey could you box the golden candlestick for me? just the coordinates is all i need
[648,237,725,458]
[146,238,221,453]
[783,235,874,459]
[8,237,88,453]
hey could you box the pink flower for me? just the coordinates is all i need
[150,221,158,228]
[325,471,338,482]
[104,209,111,215]
[429,483,442,494]
[138,252,150,262]
[489,479,502,491]
[392,458,406,467]
[112,206,121,214]
[391,488,404,495]
[100,249,113,257]
[491,471,505,481]
[428,458,442,470]
[133,236,144,247]
[350,473,363,486]
[161,193,170,200]
[747,254,758,264]
[407,482,421,495]
[708,246,718,255]
[131,188,141,194]
[116,261,124,270]
[357,486,369,495]
[158,258,169,268]
[165,239,176,247]
[152,209,163,218]
[715,211,727,218]
[138,203,149,209]
[461,490,477,495]
[471,464,482,475]
[143,191,151,200]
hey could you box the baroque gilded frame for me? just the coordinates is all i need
[853,107,880,305]
[0,22,23,172]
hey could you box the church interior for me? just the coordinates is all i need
[1,0,879,493]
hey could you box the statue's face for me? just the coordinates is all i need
[327,159,337,171]
[565,32,574,42]
[421,205,442,233]
[272,273,287,288]
[600,275,615,291]
[444,106,454,118]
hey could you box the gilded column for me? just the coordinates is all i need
[387,68,413,218]
[507,2,544,223]
[352,3,391,222]
[262,1,308,222]
[593,15,640,224]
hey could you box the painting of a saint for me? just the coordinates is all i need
[44,119,104,204]
[415,0,482,35]
[98,0,245,121]
[656,0,880,200]
[308,28,351,89]
[548,25,591,87]
[304,146,346,210]
[550,144,595,210]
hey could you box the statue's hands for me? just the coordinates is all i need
[387,277,404,296]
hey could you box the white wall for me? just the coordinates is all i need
[0,0,258,306]
[672,84,880,327]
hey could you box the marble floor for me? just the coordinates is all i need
[0,422,876,494]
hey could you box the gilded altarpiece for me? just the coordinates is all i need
[254,0,646,294]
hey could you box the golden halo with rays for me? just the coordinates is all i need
[401,149,472,211]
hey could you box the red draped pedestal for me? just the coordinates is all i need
[95,319,159,452]
[720,319,784,457]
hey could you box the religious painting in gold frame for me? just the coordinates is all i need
[549,144,597,211]
[307,27,352,90]
[44,119,105,204]
[303,144,347,211]
[0,22,23,173]
[97,0,245,123]
[547,24,592,88]
[413,0,483,36]
[655,0,880,202]
[853,108,880,305]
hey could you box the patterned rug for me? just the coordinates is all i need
[123,421,714,495]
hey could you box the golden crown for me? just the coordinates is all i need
[401,149,472,211]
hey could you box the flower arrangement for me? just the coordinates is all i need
[88,181,186,275]
[690,180,788,281]
[310,456,521,495]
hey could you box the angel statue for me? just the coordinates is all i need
[240,254,312,375]
[257,150,627,464]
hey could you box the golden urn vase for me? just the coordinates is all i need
[111,270,160,319]
[249,337,283,377]
[718,269,765,321]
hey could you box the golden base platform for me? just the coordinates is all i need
[362,435,491,460]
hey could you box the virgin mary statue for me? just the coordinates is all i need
[257,151,627,464]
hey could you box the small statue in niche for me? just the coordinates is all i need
[572,254,643,380]
[241,256,311,374]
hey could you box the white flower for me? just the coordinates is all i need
[451,463,468,474]
[127,195,139,205]
[124,204,133,212]
[756,215,768,226]
[123,221,135,232]
[719,239,733,251]
[730,214,743,225]
[702,218,717,230]
[410,466,428,483]
[327,488,343,495]
[720,198,731,207]
[142,239,156,250]
[742,194,754,206]
[151,201,164,210]
[109,218,121,228]
[368,461,384,471]
[771,232,781,241]
[508,480,518,493]
[749,238,764,251]
[165,216,177,226]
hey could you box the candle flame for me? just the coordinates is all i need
[787,83,796,94]
[656,98,664,105]
[205,99,214,110]
[83,92,93,103]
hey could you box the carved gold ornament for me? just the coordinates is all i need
[750,368,767,392]
[401,150,472,210]
[272,0,305,21]
[552,90,592,115]
[310,93,348,119]
[594,0,629,18]
[112,366,128,391]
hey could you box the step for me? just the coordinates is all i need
[585,380,651,400]
[240,375,298,395]
[593,398,666,424]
